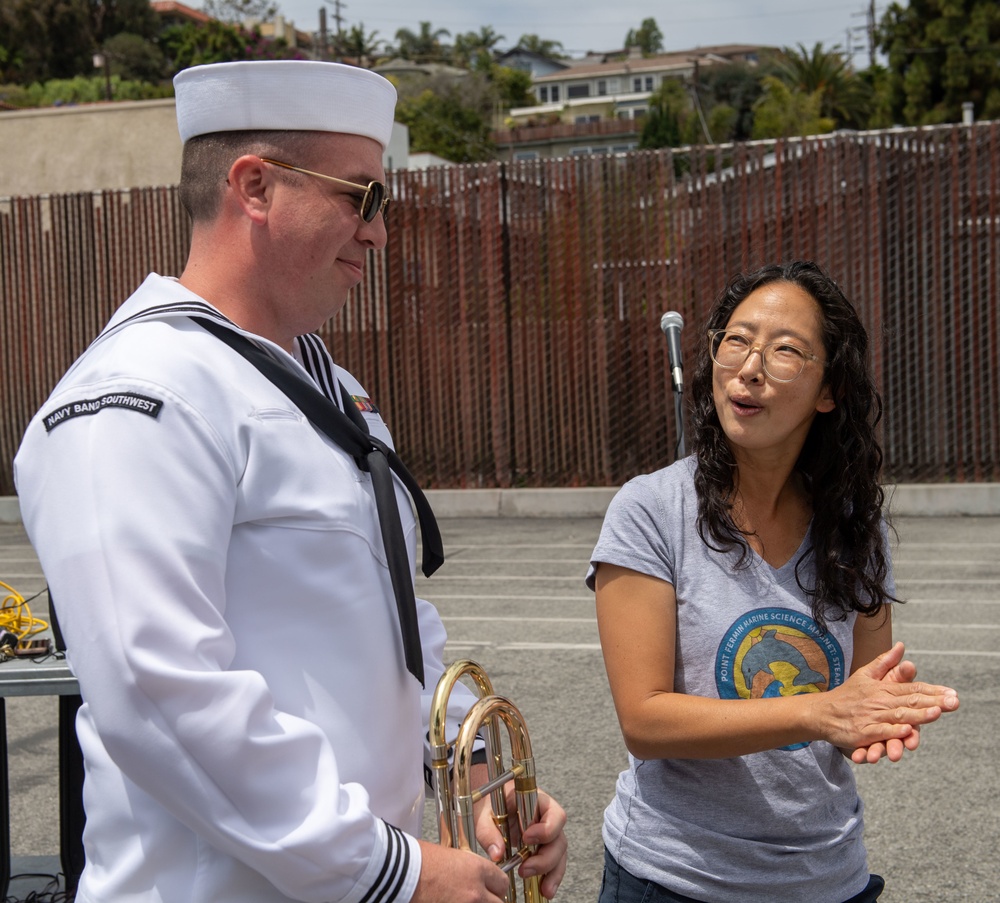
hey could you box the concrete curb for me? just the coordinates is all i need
[3,484,1000,523]
[429,484,1000,518]
[419,488,620,518]
[884,483,1000,517]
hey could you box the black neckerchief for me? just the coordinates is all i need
[193,317,442,686]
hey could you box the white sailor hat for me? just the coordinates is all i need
[173,60,397,149]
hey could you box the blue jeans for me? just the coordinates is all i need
[598,848,885,903]
[597,849,707,903]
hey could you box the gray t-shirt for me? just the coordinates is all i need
[589,457,872,903]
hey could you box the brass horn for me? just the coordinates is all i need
[429,659,546,903]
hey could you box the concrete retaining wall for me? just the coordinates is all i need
[0,99,411,197]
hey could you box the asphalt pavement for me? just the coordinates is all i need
[1,513,997,902]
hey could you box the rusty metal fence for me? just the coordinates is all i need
[2,123,998,494]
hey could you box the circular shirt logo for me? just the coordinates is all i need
[716,608,846,750]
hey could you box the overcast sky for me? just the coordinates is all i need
[272,0,886,65]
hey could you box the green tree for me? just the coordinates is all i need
[0,0,93,83]
[858,64,896,128]
[160,19,301,73]
[774,42,872,128]
[489,63,534,107]
[453,25,504,69]
[88,0,159,44]
[706,103,739,143]
[514,34,565,59]
[640,78,698,148]
[161,20,245,70]
[625,17,663,56]
[393,21,450,63]
[340,22,382,66]
[395,84,493,162]
[0,42,23,82]
[878,0,1000,123]
[392,69,512,161]
[102,31,165,82]
[0,0,162,84]
[699,61,769,141]
[751,75,836,138]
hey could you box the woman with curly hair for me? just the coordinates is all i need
[588,261,959,903]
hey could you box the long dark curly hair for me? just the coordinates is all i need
[690,260,896,629]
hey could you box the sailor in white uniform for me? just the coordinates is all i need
[14,61,566,903]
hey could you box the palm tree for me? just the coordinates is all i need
[340,23,382,67]
[393,21,450,64]
[453,25,505,68]
[774,42,872,128]
[515,34,565,59]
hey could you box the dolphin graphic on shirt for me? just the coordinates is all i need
[741,629,827,691]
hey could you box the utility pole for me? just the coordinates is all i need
[867,0,877,69]
[689,58,712,144]
[319,7,329,60]
[326,0,346,61]
[850,0,877,68]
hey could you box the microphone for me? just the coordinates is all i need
[660,311,684,395]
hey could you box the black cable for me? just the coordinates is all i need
[4,870,75,902]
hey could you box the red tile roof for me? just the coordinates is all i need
[150,1,213,25]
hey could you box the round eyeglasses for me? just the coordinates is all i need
[708,329,824,382]
[259,158,391,223]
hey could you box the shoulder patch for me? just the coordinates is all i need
[42,392,164,432]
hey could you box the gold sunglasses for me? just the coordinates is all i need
[259,157,391,223]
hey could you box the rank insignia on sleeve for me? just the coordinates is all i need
[42,392,164,432]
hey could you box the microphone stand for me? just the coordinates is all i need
[673,386,686,461]
[660,311,686,462]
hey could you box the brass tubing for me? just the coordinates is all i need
[454,694,545,903]
[429,659,498,849]
[429,660,547,903]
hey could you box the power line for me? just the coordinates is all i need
[850,0,878,68]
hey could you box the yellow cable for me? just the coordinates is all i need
[0,580,49,640]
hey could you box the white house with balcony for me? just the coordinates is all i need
[513,44,771,127]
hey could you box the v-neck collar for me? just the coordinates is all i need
[750,523,813,585]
